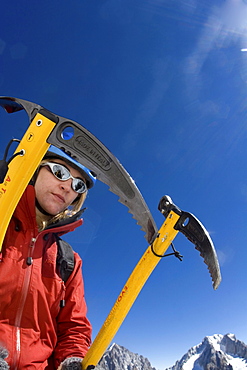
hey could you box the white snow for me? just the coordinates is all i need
[181,353,247,370]
[227,333,236,339]
[227,354,247,369]
[206,334,223,352]
[108,343,117,352]
[182,353,202,370]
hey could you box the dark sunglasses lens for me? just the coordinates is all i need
[72,179,86,193]
[52,164,70,180]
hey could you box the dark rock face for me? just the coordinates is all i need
[221,333,247,359]
[95,343,156,370]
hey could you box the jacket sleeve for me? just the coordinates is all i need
[53,253,92,368]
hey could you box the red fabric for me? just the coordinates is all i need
[0,185,92,369]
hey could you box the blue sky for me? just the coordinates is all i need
[0,1,247,369]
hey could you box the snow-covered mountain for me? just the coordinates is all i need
[166,334,247,370]
[94,334,247,370]
[95,334,247,370]
[95,343,156,370]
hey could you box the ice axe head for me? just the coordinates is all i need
[158,196,222,290]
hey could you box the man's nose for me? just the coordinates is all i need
[59,179,72,192]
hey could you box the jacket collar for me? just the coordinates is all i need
[14,185,83,236]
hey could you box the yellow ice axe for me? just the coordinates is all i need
[0,96,157,252]
[82,209,180,369]
[82,195,221,369]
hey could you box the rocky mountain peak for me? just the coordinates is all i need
[166,333,247,370]
[95,343,156,370]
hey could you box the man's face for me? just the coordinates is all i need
[35,159,82,216]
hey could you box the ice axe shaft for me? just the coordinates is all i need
[0,113,56,251]
[82,210,180,370]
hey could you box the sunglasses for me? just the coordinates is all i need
[42,162,87,194]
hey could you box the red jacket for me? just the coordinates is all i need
[0,185,92,369]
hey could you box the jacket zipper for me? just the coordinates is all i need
[12,236,36,370]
